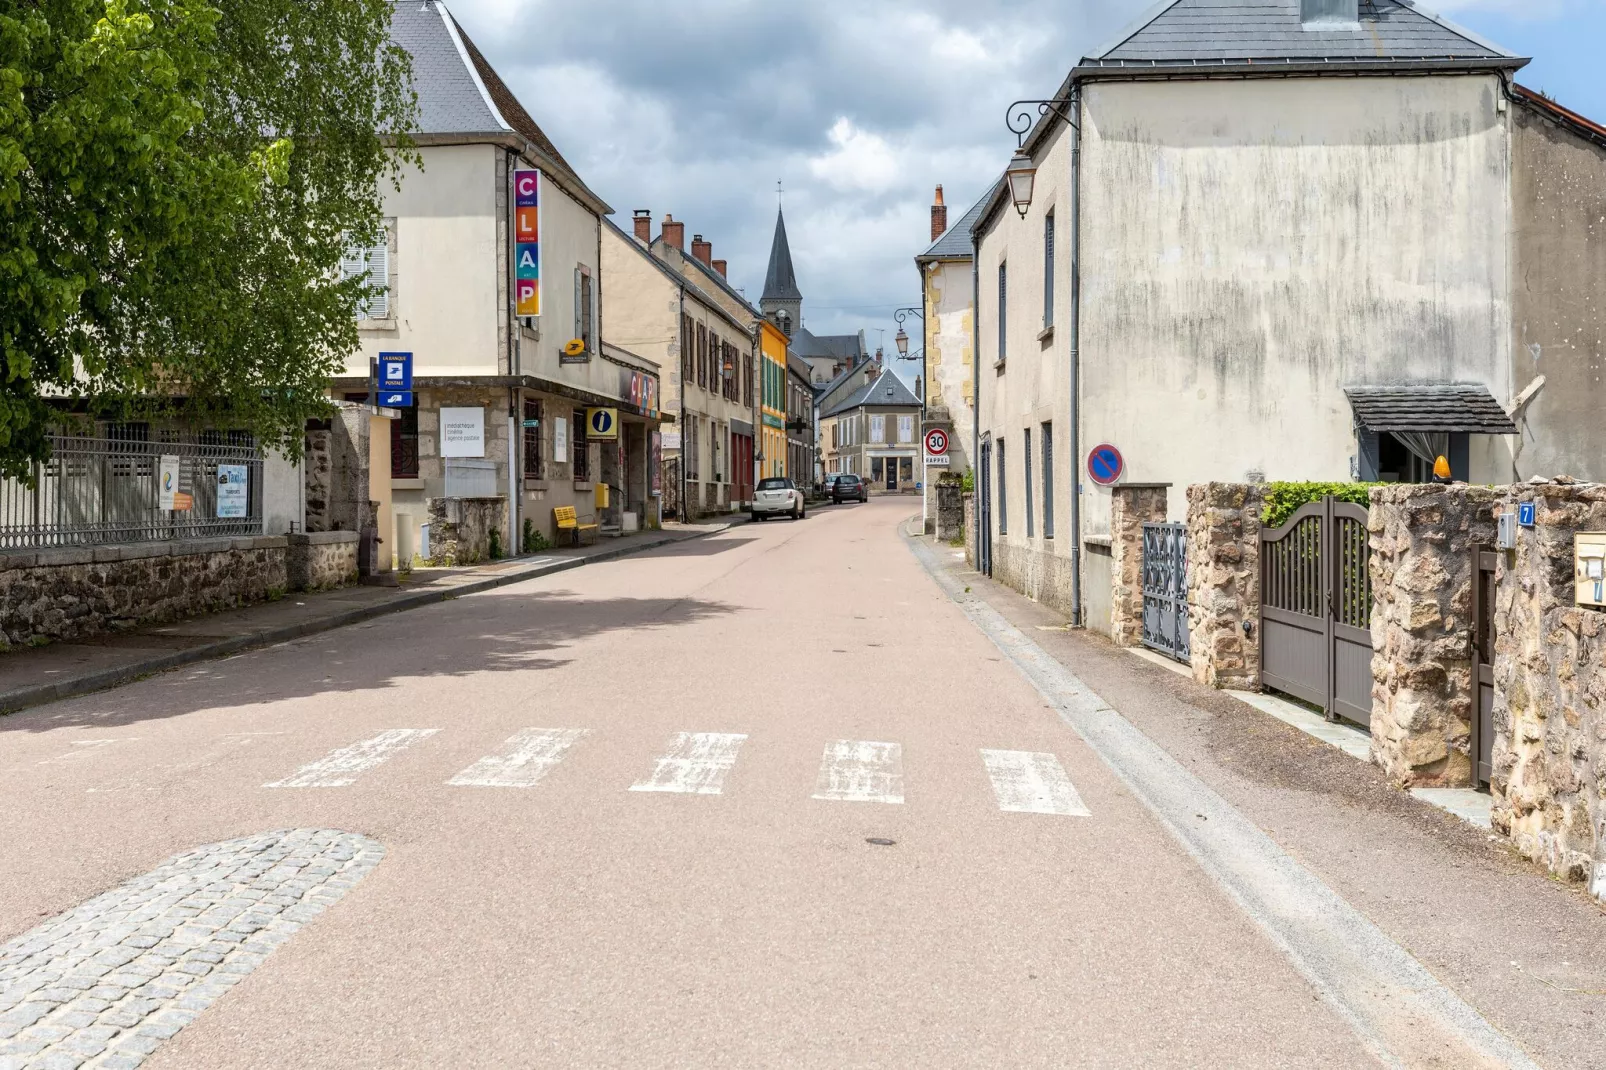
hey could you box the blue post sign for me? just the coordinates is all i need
[376,352,413,410]
[1087,444,1124,487]
[1518,500,1536,528]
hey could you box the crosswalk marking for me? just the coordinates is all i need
[265,729,439,788]
[447,728,591,788]
[629,732,747,795]
[981,749,1091,816]
[812,740,904,804]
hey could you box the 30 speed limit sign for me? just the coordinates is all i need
[924,428,951,466]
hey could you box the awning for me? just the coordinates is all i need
[1345,384,1518,435]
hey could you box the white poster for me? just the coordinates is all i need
[554,415,568,463]
[216,464,248,518]
[158,455,180,510]
[659,430,681,450]
[440,406,486,458]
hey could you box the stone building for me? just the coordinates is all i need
[786,354,816,488]
[821,369,922,492]
[334,0,666,559]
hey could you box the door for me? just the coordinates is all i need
[1260,495,1374,726]
[978,438,992,577]
[886,460,897,492]
[1472,548,1497,787]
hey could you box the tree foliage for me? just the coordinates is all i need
[0,0,416,478]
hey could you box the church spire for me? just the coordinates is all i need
[761,207,802,304]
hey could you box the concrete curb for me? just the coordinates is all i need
[0,522,738,716]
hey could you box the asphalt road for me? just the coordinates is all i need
[0,499,1560,1067]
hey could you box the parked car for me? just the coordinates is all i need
[820,474,841,500]
[751,477,805,521]
[831,474,868,503]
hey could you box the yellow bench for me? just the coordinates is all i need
[554,505,599,547]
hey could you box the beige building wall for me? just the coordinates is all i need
[922,257,976,467]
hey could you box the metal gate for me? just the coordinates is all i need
[1260,496,1373,726]
[1471,548,1497,787]
[1142,521,1190,663]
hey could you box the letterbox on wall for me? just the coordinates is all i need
[1576,533,1606,608]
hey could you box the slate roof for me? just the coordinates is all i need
[762,209,803,303]
[825,368,921,417]
[919,180,999,261]
[815,357,874,406]
[1083,0,1521,70]
[1345,384,1518,434]
[792,326,865,362]
[388,2,607,212]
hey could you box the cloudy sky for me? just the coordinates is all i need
[446,0,1603,378]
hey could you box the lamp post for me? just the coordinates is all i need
[893,306,924,409]
[1003,98,1078,217]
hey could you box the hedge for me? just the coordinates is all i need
[1260,481,1383,530]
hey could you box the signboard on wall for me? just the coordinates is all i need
[618,367,659,418]
[441,407,486,458]
[587,408,618,441]
[513,169,541,317]
[158,456,180,510]
[216,465,248,518]
[554,415,568,463]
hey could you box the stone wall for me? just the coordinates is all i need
[1110,485,1168,646]
[936,479,964,541]
[1369,484,1500,787]
[0,538,288,648]
[991,541,1080,621]
[426,497,509,566]
[1185,483,1264,689]
[287,532,359,592]
[1491,481,1606,902]
[305,404,371,535]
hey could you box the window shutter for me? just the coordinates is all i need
[366,239,388,319]
[574,269,583,341]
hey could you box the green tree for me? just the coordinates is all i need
[0,0,416,479]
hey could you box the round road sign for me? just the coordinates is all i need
[924,428,949,456]
[1087,444,1124,486]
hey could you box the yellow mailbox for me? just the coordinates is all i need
[1577,533,1606,608]
[594,481,609,510]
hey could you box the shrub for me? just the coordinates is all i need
[522,518,550,554]
[488,527,504,560]
[1260,481,1383,530]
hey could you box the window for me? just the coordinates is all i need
[575,267,594,352]
[1042,421,1054,538]
[996,439,1007,534]
[711,424,722,482]
[870,415,885,443]
[1024,427,1034,538]
[1044,212,1055,329]
[681,314,693,384]
[571,407,591,482]
[897,415,913,443]
[391,401,419,479]
[997,262,1007,362]
[710,331,721,390]
[523,399,543,478]
[341,224,391,320]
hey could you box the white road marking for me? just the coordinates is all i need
[448,728,591,788]
[812,740,904,804]
[982,749,1091,816]
[629,732,747,795]
[264,729,439,788]
[37,738,138,765]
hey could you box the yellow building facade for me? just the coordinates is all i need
[759,320,788,479]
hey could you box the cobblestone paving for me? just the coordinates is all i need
[0,830,383,1070]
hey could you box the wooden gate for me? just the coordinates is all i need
[1471,548,1497,787]
[1142,522,1191,663]
[1260,496,1373,726]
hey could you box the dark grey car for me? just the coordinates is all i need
[831,474,868,503]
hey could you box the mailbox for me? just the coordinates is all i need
[1577,533,1606,608]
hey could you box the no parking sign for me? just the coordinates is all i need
[1087,444,1124,486]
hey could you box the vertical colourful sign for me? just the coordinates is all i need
[514,169,540,317]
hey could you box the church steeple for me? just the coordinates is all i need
[760,207,802,338]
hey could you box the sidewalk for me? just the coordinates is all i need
[905,530,1606,1070]
[0,518,744,715]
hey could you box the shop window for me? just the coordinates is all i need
[523,399,543,478]
[391,402,419,478]
[571,407,591,482]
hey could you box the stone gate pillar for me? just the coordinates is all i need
[1110,484,1169,646]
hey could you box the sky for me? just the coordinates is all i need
[444,0,1605,382]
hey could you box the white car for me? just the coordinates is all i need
[751,477,805,521]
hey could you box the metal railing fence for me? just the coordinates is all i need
[0,425,264,549]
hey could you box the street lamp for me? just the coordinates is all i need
[1003,98,1079,217]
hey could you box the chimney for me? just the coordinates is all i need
[661,214,684,251]
[712,259,727,278]
[691,234,713,268]
[633,209,652,243]
[931,185,948,242]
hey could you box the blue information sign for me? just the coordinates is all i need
[378,352,413,391]
[1518,500,1536,528]
[378,390,413,409]
[1087,444,1124,487]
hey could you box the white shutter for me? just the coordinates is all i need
[364,239,389,319]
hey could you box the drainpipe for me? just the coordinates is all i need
[1068,80,1083,629]
[678,284,688,522]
